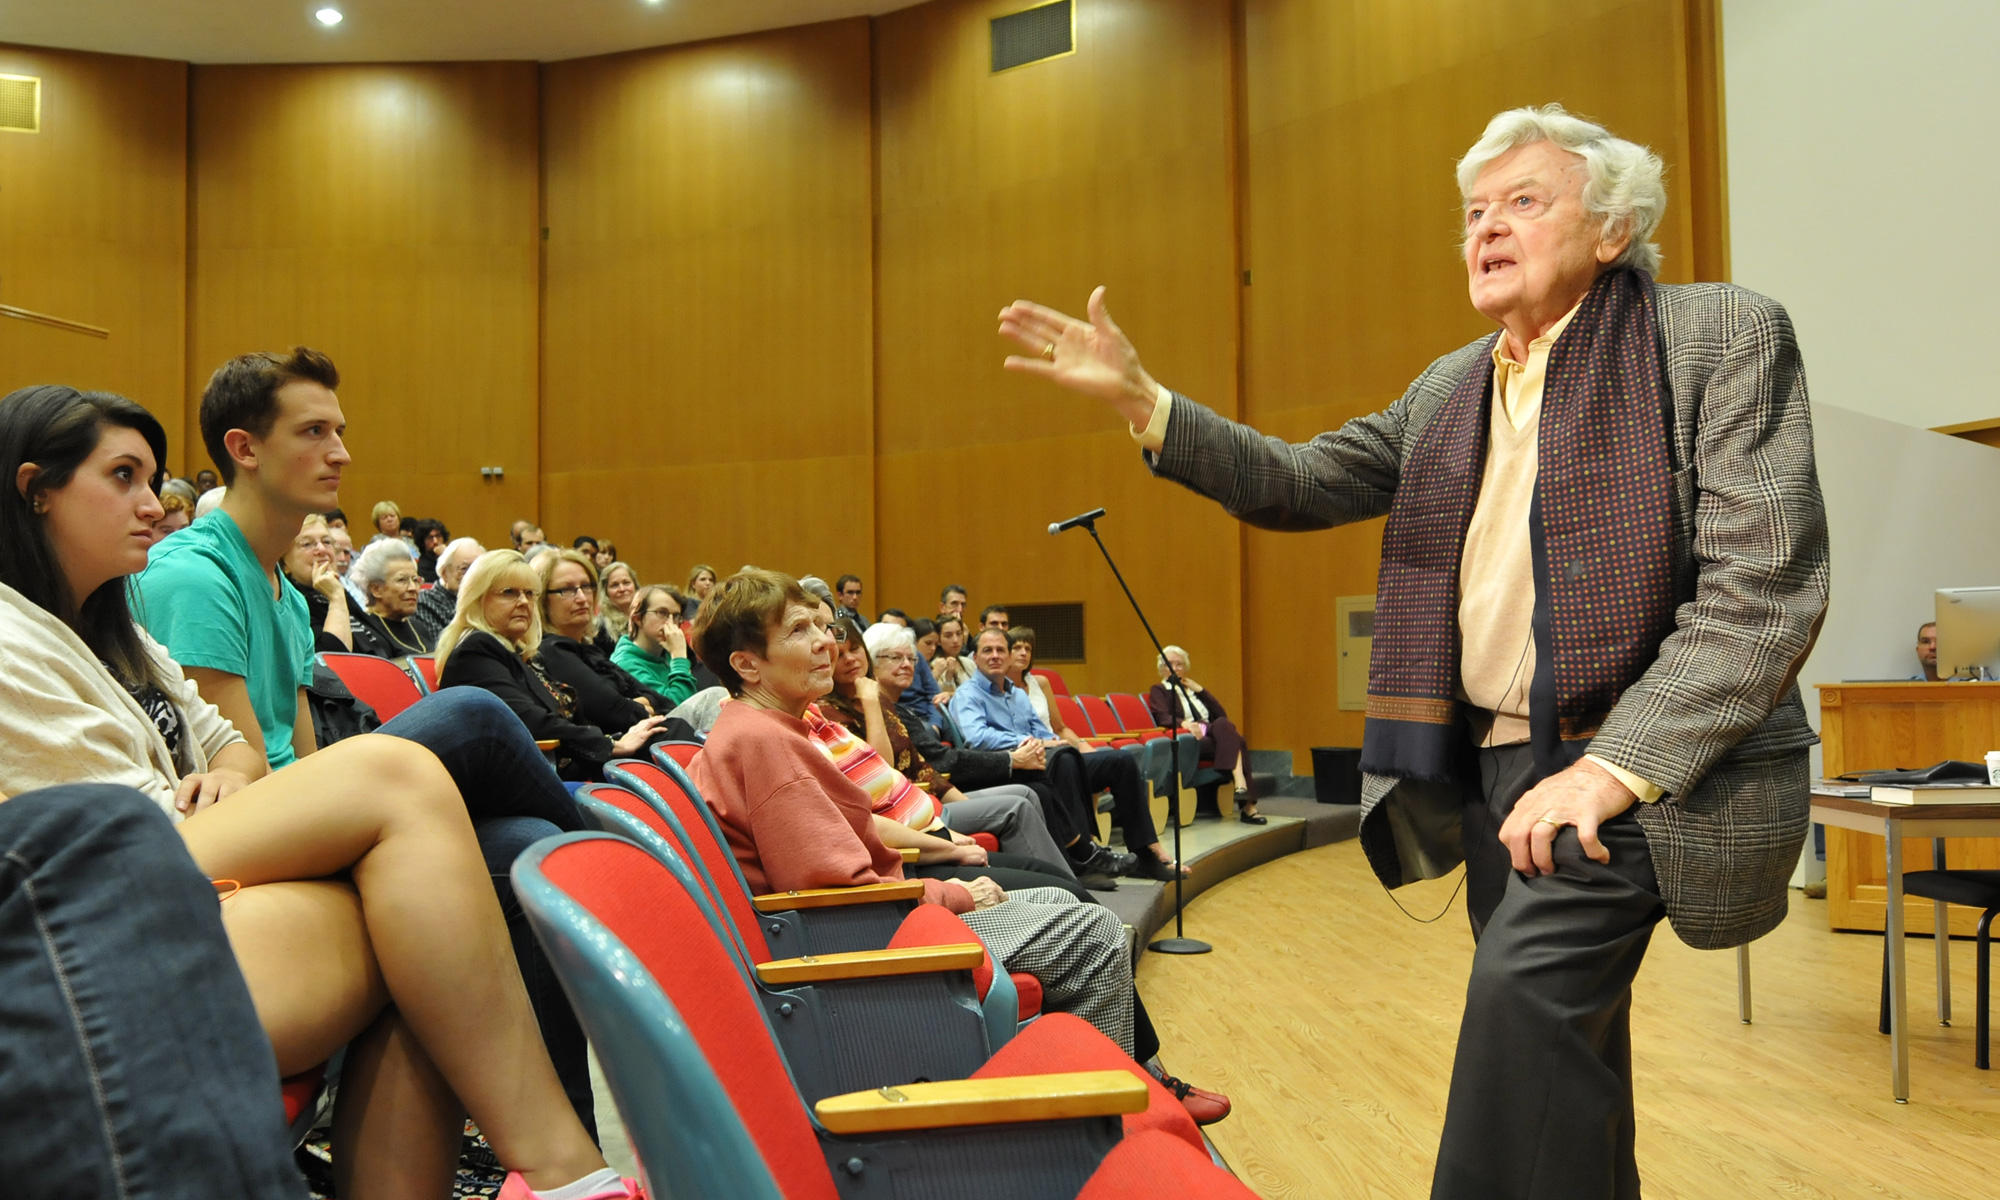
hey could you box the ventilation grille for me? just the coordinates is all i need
[992,0,1074,73]
[0,75,40,133]
[1006,602,1085,663]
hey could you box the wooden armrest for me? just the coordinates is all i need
[1081,734,1126,744]
[755,942,983,985]
[752,880,925,912]
[534,739,560,751]
[814,1070,1147,1134]
[899,847,920,864]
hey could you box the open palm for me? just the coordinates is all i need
[998,286,1158,422]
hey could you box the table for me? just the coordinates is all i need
[1809,793,2000,1101]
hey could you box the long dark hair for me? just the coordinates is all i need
[0,385,171,692]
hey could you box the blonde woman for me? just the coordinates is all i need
[683,562,717,622]
[599,561,638,640]
[368,499,401,543]
[437,551,663,782]
[537,549,673,740]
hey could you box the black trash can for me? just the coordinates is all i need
[1310,746,1362,805]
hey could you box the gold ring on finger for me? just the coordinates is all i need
[1043,342,1057,361]
[1537,814,1561,827]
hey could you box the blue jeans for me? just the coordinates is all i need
[375,688,596,1138]
[0,784,306,1197]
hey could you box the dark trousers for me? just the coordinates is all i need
[375,687,597,1139]
[0,784,307,1198]
[1045,745,1159,851]
[1433,741,1665,1200]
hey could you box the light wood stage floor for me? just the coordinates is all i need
[1136,840,2000,1199]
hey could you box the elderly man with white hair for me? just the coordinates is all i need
[1001,103,1828,1199]
[415,535,484,643]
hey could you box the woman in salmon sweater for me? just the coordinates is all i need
[687,568,1140,1053]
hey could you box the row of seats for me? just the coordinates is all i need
[516,743,1258,1198]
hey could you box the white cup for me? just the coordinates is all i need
[1985,750,2000,786]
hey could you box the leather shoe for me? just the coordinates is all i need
[1089,845,1138,877]
[1075,867,1119,892]
[1155,1073,1232,1126]
[1234,788,1266,824]
[1238,810,1267,825]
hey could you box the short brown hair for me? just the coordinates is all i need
[692,568,813,696]
[199,347,339,484]
[537,548,601,625]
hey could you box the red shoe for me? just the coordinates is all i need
[497,1171,645,1199]
[1157,1073,1232,1125]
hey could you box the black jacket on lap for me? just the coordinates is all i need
[539,634,668,736]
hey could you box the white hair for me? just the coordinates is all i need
[352,536,416,589]
[1456,104,1666,276]
[435,537,484,587]
[1156,644,1191,674]
[194,486,226,519]
[863,622,916,660]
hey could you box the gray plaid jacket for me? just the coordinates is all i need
[1148,282,1829,950]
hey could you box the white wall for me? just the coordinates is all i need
[1796,403,2000,768]
[1723,0,2000,431]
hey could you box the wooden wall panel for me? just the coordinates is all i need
[189,62,540,550]
[540,21,875,590]
[0,44,187,470]
[874,0,1244,705]
[1238,0,1715,763]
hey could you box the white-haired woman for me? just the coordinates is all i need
[1002,103,1829,1200]
[348,537,434,659]
[1147,645,1258,824]
[436,551,664,782]
[415,535,483,643]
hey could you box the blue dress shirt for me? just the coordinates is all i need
[948,670,1054,750]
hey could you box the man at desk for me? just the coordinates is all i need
[1914,621,1940,682]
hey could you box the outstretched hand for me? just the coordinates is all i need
[999,286,1160,429]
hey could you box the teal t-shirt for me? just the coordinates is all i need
[134,510,316,767]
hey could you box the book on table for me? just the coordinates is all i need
[1868,781,2000,805]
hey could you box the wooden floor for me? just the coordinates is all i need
[1136,840,2000,1199]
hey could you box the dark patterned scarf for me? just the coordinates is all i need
[1359,268,1678,782]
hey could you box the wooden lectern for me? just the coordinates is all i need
[1815,681,2000,934]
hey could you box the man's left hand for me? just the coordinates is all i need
[1499,758,1637,877]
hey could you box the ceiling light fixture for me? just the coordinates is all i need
[315,7,343,25]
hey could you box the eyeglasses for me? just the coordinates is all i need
[830,627,849,642]
[494,587,540,603]
[875,651,916,664]
[548,584,593,600]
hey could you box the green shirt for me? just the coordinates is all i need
[611,634,696,708]
[134,511,316,768]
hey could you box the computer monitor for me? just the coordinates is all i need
[1934,587,2000,680]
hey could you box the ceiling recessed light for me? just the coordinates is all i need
[315,7,343,25]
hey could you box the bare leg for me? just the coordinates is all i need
[333,1011,464,1200]
[1232,763,1258,816]
[183,733,605,1189]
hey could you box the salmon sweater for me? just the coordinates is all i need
[690,700,973,912]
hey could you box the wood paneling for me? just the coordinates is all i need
[0,44,187,469]
[1816,682,2000,935]
[873,0,1245,704]
[188,62,540,550]
[540,21,876,590]
[1238,0,1721,765]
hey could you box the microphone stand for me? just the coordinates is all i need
[1065,513,1211,955]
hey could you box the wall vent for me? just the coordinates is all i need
[1005,602,1085,663]
[0,75,40,134]
[991,0,1074,73]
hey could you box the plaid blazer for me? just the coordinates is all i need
[1148,282,1830,950]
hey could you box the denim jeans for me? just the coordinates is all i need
[0,784,306,1198]
[375,688,596,1139]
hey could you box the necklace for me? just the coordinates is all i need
[371,610,430,655]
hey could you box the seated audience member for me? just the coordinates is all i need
[572,535,599,555]
[834,572,867,623]
[537,549,680,735]
[979,603,1010,633]
[368,499,401,543]
[193,465,219,494]
[436,550,666,782]
[510,518,529,549]
[348,538,436,659]
[953,627,1182,881]
[599,560,638,641]
[518,523,546,553]
[328,522,355,573]
[1149,644,1261,824]
[410,518,450,582]
[194,484,226,520]
[281,512,354,652]
[323,505,346,531]
[417,535,483,643]
[848,621,1083,882]
[153,477,196,539]
[612,583,698,708]
[683,562,717,623]
[0,384,632,1198]
[900,615,943,725]
[593,541,618,575]
[685,570,1143,1054]
[1915,620,1941,682]
[879,607,909,626]
[932,613,976,697]
[939,583,968,620]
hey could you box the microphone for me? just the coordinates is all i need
[1047,507,1107,536]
